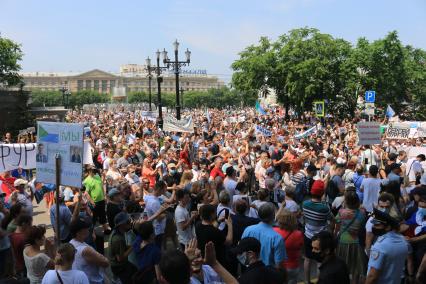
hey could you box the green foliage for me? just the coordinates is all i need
[128,91,149,103]
[232,28,426,119]
[30,90,110,107]
[0,35,23,86]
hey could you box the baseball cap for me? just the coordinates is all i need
[371,208,399,228]
[70,218,91,236]
[114,212,130,227]
[14,179,28,187]
[311,180,325,196]
[231,237,261,255]
[108,188,120,198]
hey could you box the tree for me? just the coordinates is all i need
[128,91,149,103]
[0,35,23,86]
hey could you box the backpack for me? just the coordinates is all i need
[326,176,339,203]
[294,176,308,204]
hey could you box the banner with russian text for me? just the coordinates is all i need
[163,115,194,133]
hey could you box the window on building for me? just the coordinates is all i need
[85,80,91,90]
[94,80,99,92]
[77,80,83,90]
[102,80,107,92]
[110,80,116,89]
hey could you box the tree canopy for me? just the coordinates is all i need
[231,28,426,119]
[0,34,23,86]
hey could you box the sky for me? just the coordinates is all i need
[1,0,425,83]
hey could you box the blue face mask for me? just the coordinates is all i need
[170,169,177,175]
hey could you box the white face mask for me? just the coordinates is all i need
[236,252,249,267]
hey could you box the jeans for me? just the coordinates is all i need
[287,267,300,284]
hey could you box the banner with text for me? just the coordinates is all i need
[163,115,194,133]
[255,125,272,137]
[295,125,318,139]
[357,122,381,145]
[36,122,84,188]
[386,122,411,139]
[0,143,36,172]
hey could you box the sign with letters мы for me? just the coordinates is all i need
[36,122,84,188]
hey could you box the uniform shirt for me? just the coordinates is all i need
[242,222,287,266]
[367,231,409,284]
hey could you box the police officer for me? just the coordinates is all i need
[365,208,413,284]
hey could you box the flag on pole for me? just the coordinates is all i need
[386,105,395,118]
[206,108,211,123]
[255,101,266,115]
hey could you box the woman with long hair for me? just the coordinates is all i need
[334,189,367,284]
[23,225,55,284]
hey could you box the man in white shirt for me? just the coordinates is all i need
[144,181,167,246]
[361,165,383,213]
[174,190,197,249]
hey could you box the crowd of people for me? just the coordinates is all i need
[1,105,426,284]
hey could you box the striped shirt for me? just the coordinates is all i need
[302,200,332,239]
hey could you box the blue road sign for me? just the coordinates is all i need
[365,90,376,103]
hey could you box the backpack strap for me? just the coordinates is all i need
[56,271,64,284]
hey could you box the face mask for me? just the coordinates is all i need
[311,251,324,263]
[377,207,389,213]
[372,227,388,237]
[170,169,177,175]
[236,252,248,267]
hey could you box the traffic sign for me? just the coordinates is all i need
[365,103,375,116]
[365,91,376,103]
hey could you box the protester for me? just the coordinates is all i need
[9,214,33,277]
[42,243,90,284]
[312,231,350,284]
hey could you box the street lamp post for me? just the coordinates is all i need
[145,57,153,111]
[162,39,191,120]
[148,50,169,128]
[180,86,184,108]
[59,85,67,108]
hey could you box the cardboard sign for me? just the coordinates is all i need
[36,122,84,188]
[357,122,381,145]
[255,125,272,137]
[386,123,411,139]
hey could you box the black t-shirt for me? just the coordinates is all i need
[271,150,283,172]
[164,173,182,187]
[231,214,259,245]
[106,202,123,229]
[195,223,226,265]
[238,261,285,284]
[317,256,350,284]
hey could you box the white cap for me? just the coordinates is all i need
[14,179,28,187]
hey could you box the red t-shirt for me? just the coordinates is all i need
[9,232,26,273]
[210,167,225,179]
[273,228,303,269]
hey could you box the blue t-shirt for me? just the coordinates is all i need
[241,222,286,266]
[132,235,161,270]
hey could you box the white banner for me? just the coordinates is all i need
[163,115,194,133]
[37,122,84,188]
[0,143,37,172]
[416,122,426,138]
[357,122,381,145]
[255,125,272,137]
[295,125,318,139]
[386,122,411,139]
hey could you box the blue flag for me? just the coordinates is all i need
[386,105,395,118]
[255,101,266,115]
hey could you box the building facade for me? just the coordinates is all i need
[21,68,225,94]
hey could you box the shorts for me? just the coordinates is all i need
[304,235,314,259]
[93,200,107,225]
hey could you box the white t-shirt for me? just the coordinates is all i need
[175,204,194,245]
[42,269,89,284]
[23,247,51,284]
[361,178,383,212]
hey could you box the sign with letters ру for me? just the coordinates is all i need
[36,122,84,188]
[0,143,36,172]
[386,122,411,140]
[357,122,381,145]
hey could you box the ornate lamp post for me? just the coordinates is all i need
[162,39,191,120]
[59,85,68,108]
[145,57,153,111]
[148,50,169,128]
